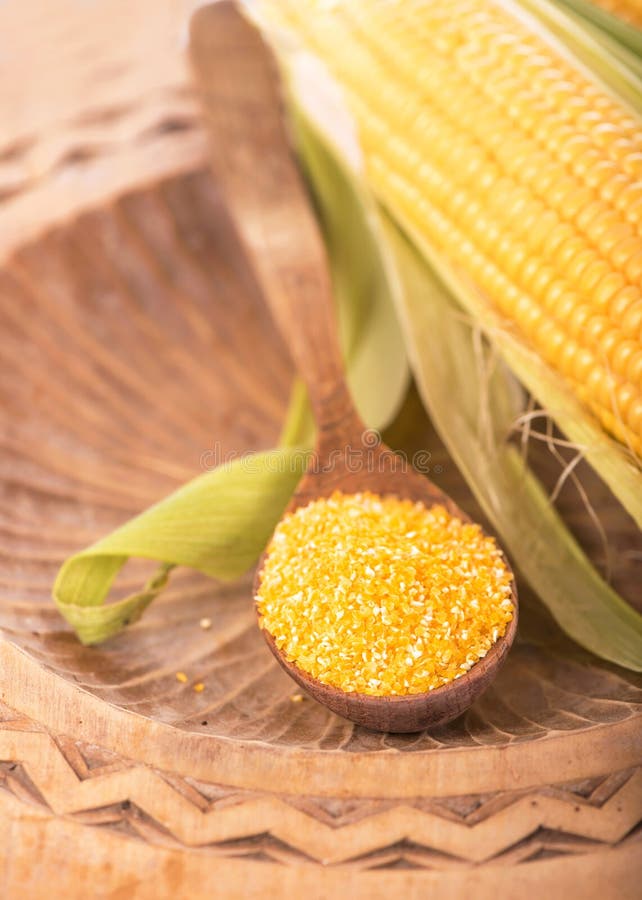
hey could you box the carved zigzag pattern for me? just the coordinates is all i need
[1,725,641,866]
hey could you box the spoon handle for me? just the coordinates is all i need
[190,2,359,436]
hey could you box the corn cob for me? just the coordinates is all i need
[260,0,642,457]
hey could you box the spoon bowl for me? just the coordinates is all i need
[191,1,518,733]
[252,450,518,733]
[261,606,517,733]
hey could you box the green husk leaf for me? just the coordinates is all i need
[549,0,642,58]
[53,450,306,644]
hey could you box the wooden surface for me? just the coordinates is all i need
[0,0,205,260]
[0,1,641,897]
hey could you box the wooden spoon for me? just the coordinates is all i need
[190,1,518,733]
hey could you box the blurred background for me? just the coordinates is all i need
[0,0,208,257]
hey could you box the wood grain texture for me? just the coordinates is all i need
[0,0,205,259]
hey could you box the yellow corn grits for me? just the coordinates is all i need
[256,491,514,696]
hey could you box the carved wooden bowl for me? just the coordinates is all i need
[0,168,641,897]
